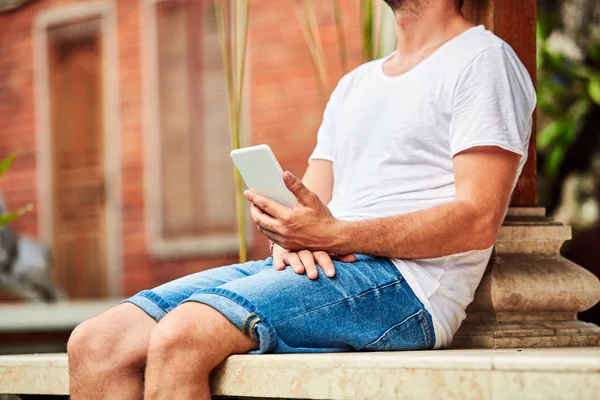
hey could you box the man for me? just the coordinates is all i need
[67,0,536,398]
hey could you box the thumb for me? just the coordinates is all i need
[283,171,317,205]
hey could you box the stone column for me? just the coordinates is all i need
[452,208,600,348]
[463,0,538,206]
[453,0,600,348]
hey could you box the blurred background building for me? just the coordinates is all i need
[0,0,369,301]
[0,0,598,343]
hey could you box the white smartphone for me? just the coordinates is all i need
[230,144,297,208]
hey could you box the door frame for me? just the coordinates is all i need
[34,1,122,296]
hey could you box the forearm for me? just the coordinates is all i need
[301,160,333,204]
[330,200,498,259]
[248,147,519,259]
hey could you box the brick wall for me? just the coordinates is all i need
[0,0,363,297]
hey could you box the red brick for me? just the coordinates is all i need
[0,0,363,295]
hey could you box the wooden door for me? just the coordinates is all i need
[47,20,108,298]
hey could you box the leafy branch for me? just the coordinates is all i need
[0,154,33,227]
[536,16,600,177]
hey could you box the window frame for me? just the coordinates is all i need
[142,0,252,259]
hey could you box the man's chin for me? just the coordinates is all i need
[382,0,434,14]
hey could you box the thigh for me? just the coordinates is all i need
[215,255,434,352]
[123,259,271,320]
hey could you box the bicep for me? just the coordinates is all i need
[453,146,521,229]
[302,160,334,204]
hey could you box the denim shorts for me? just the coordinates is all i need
[123,254,435,354]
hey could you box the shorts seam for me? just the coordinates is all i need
[420,310,434,349]
[364,308,424,350]
[121,291,171,321]
[183,287,279,353]
[139,290,175,313]
[274,277,405,327]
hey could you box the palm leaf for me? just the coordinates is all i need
[0,204,33,227]
[361,0,374,62]
[331,0,348,74]
[0,154,17,180]
[215,0,249,263]
[290,0,330,94]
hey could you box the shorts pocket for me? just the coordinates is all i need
[363,309,432,351]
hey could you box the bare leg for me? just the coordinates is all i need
[67,303,156,400]
[144,303,258,400]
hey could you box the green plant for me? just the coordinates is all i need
[291,0,390,96]
[536,16,600,178]
[0,154,33,226]
[332,0,348,74]
[360,0,385,63]
[214,0,250,263]
[290,0,331,92]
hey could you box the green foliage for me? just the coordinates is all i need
[589,79,600,105]
[293,0,389,95]
[215,0,249,262]
[0,205,33,226]
[0,154,33,227]
[0,153,17,178]
[361,0,376,62]
[536,15,600,178]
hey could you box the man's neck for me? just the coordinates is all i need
[392,2,472,56]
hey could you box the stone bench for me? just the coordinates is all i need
[0,300,120,354]
[1,348,599,399]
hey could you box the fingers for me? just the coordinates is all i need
[283,171,318,205]
[274,260,286,270]
[313,251,336,278]
[298,250,318,280]
[272,251,286,270]
[244,190,291,219]
[251,204,281,233]
[335,253,357,263]
[251,206,287,245]
[283,252,304,275]
[275,250,344,280]
[250,203,264,220]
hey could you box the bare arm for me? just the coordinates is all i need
[301,160,333,204]
[331,148,520,258]
[246,146,521,259]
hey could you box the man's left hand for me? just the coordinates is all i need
[244,171,340,252]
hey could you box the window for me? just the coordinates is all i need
[146,0,247,257]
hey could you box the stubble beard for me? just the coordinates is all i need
[382,0,436,15]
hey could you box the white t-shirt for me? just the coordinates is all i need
[309,25,536,349]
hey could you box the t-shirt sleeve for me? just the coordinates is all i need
[308,83,340,163]
[449,44,536,165]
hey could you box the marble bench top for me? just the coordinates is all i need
[0,348,599,399]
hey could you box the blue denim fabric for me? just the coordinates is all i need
[123,254,435,354]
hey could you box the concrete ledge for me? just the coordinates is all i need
[0,300,119,333]
[1,348,599,399]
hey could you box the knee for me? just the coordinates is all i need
[147,306,231,371]
[67,314,137,374]
[68,318,106,365]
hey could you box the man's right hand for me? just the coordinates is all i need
[272,244,356,280]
